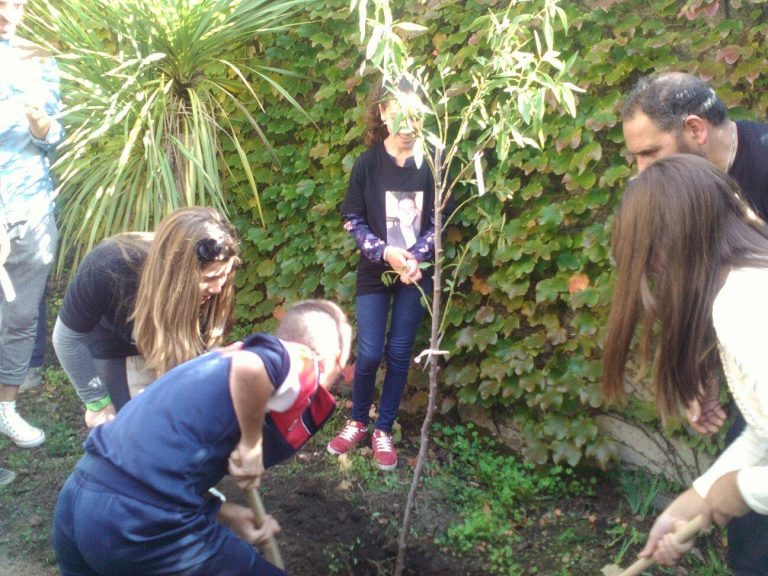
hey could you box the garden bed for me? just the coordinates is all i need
[0,372,729,575]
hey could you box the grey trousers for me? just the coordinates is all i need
[0,213,57,385]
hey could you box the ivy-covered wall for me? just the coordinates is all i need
[227,0,768,468]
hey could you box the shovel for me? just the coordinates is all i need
[601,514,708,576]
[245,488,285,570]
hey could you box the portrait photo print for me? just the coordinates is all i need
[385,190,423,249]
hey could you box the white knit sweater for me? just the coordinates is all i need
[692,267,768,514]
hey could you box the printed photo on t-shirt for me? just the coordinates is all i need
[385,190,423,249]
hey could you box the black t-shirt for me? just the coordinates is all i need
[730,120,768,220]
[58,239,145,359]
[342,142,435,295]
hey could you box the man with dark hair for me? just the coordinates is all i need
[623,72,768,217]
[52,299,352,576]
[622,71,768,576]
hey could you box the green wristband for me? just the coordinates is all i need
[85,396,112,412]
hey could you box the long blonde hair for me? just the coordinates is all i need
[133,207,240,376]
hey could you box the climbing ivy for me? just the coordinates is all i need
[64,0,768,467]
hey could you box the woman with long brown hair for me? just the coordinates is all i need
[603,154,768,566]
[53,207,240,428]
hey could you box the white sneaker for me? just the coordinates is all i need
[0,401,45,448]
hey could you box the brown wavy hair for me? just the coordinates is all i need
[602,154,768,422]
[132,207,240,376]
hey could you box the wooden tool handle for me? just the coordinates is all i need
[245,488,285,570]
[616,514,708,576]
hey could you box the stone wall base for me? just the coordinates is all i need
[458,404,714,486]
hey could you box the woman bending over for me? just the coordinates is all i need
[603,154,768,566]
[54,207,240,428]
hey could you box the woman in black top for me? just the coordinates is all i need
[327,78,435,470]
[53,207,240,428]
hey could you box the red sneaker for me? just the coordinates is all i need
[372,429,397,471]
[327,420,368,455]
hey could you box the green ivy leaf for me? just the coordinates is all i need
[598,164,631,187]
[585,436,619,469]
[552,439,582,466]
[524,439,550,465]
[534,276,568,302]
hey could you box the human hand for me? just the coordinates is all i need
[24,101,51,140]
[84,403,116,429]
[384,246,414,272]
[706,471,750,526]
[638,488,709,566]
[398,258,422,285]
[218,502,282,546]
[686,377,726,435]
[228,441,264,489]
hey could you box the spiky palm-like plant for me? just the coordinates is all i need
[26,0,311,269]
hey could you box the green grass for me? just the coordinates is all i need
[425,423,602,575]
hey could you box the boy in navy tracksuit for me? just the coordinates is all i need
[52,300,351,576]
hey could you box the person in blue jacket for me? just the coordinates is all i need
[52,299,352,576]
[0,0,63,449]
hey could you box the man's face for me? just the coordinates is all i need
[398,198,417,225]
[622,111,695,173]
[0,1,26,39]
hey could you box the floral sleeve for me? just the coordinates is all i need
[343,211,436,264]
[343,213,387,263]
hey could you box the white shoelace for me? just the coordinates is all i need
[373,433,393,453]
[340,423,364,441]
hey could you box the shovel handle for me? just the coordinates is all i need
[616,514,708,576]
[245,488,285,570]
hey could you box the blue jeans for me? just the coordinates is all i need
[351,278,430,432]
[53,469,286,576]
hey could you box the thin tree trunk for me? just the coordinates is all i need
[394,147,443,576]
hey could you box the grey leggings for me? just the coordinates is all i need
[53,318,133,408]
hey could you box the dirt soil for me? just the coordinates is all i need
[0,366,726,576]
